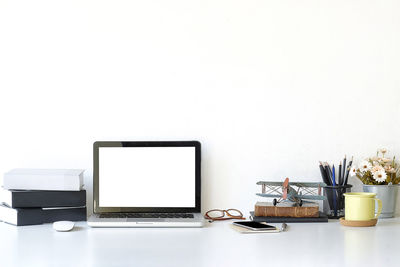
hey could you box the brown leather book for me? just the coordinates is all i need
[254,201,319,218]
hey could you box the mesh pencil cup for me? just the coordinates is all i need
[323,185,352,219]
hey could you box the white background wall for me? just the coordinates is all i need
[1,0,399,215]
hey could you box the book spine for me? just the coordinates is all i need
[254,205,319,218]
[11,190,86,208]
[17,207,87,226]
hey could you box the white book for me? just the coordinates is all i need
[0,204,18,225]
[3,169,85,191]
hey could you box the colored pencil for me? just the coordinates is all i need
[319,162,331,185]
[325,163,333,186]
[332,165,336,186]
[332,165,337,217]
[342,156,347,185]
[344,156,353,185]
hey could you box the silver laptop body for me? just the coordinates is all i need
[88,141,204,228]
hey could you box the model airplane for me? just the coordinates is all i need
[256,178,327,206]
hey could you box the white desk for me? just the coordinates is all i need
[1,218,399,267]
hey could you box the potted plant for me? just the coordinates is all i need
[350,148,400,218]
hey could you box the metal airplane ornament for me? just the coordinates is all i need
[256,177,327,206]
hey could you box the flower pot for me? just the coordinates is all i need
[362,184,399,218]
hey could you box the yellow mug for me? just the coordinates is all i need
[344,192,382,221]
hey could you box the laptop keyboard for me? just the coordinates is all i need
[99,213,194,219]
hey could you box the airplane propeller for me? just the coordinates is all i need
[282,177,289,200]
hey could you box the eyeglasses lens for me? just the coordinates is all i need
[227,209,242,217]
[207,210,224,218]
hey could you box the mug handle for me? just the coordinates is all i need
[374,198,382,219]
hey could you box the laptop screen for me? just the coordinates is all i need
[93,141,201,213]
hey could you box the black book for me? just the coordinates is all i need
[0,189,86,208]
[0,204,87,226]
[250,211,328,223]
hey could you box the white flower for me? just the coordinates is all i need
[350,166,358,177]
[373,170,387,183]
[359,160,372,172]
[380,148,388,154]
[371,165,385,174]
[382,158,392,163]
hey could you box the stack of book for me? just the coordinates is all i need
[0,169,87,226]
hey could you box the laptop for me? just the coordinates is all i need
[87,141,204,227]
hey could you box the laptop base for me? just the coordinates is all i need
[87,213,204,228]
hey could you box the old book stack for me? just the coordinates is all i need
[0,169,87,226]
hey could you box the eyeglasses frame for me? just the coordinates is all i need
[204,208,245,221]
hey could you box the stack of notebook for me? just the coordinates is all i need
[0,169,87,226]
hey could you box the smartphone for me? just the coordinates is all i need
[232,221,277,231]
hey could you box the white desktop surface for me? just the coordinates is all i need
[0,218,399,267]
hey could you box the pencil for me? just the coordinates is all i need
[332,164,337,217]
[344,156,353,185]
[325,163,333,186]
[319,161,331,185]
[332,165,336,186]
[342,156,347,185]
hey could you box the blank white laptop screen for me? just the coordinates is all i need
[98,147,196,208]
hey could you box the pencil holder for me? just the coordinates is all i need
[323,185,352,219]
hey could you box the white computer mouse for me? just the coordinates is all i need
[53,221,75,232]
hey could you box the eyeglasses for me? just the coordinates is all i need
[204,209,246,221]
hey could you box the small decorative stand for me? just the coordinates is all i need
[339,217,377,227]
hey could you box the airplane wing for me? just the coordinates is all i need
[297,194,326,200]
[256,193,282,198]
[256,181,283,186]
[257,181,327,188]
[288,182,327,188]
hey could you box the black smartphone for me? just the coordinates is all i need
[232,221,277,231]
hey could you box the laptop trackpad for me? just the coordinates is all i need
[127,218,166,222]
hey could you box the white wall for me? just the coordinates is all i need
[1,0,400,215]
